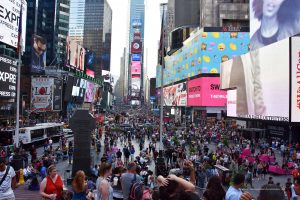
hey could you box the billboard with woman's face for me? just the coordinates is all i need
[250,0,300,50]
[66,36,85,71]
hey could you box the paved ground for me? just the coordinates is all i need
[14,133,292,199]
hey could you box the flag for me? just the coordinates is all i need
[158,6,166,66]
[17,2,23,54]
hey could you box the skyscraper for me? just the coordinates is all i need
[83,0,112,78]
[69,0,85,44]
[129,0,145,44]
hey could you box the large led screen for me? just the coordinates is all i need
[250,0,300,50]
[84,81,95,103]
[291,36,300,122]
[31,35,46,74]
[131,78,141,99]
[131,61,141,75]
[163,82,187,107]
[188,77,227,107]
[66,37,85,71]
[221,38,289,121]
[0,0,27,49]
[161,31,250,87]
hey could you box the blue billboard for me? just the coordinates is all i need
[161,31,250,86]
[132,53,141,61]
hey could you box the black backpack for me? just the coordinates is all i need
[129,175,144,200]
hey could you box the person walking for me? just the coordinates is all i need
[68,145,74,165]
[225,174,247,200]
[0,157,16,200]
[121,162,141,200]
[96,163,113,200]
[40,165,64,200]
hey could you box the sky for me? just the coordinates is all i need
[108,0,167,79]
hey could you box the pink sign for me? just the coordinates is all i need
[131,61,141,75]
[187,77,227,106]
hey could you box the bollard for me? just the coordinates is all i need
[18,169,25,185]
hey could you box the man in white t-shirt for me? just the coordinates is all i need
[0,157,16,200]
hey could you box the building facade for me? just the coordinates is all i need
[69,0,85,44]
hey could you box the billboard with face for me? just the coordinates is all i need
[160,31,250,87]
[221,38,289,121]
[31,35,46,74]
[250,0,300,50]
[163,82,187,107]
[188,77,227,107]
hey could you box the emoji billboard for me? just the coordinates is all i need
[161,31,250,86]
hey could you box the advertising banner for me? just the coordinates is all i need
[291,37,300,122]
[53,79,62,111]
[131,61,141,75]
[0,0,27,48]
[0,55,17,98]
[161,31,250,87]
[132,54,141,61]
[131,40,142,53]
[188,77,227,107]
[31,77,54,110]
[250,0,300,50]
[221,38,289,121]
[163,82,187,106]
[84,81,95,103]
[85,50,95,78]
[31,35,46,74]
[131,78,141,99]
[66,36,85,71]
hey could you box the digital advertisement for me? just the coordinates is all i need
[162,31,250,86]
[163,82,187,107]
[132,54,141,61]
[53,79,62,111]
[31,77,54,110]
[31,35,46,74]
[66,36,85,71]
[85,50,95,78]
[0,0,27,49]
[250,0,300,50]
[221,38,289,121]
[0,55,17,98]
[84,81,95,103]
[291,36,300,122]
[131,61,141,75]
[131,78,141,99]
[188,77,227,107]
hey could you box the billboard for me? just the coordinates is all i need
[221,38,289,121]
[84,81,95,103]
[163,82,187,106]
[131,78,141,99]
[250,0,300,50]
[131,40,142,53]
[31,77,54,110]
[188,77,227,107]
[0,0,27,49]
[131,61,141,75]
[66,36,85,71]
[132,53,141,61]
[291,37,300,122]
[132,19,142,27]
[31,35,46,74]
[162,31,250,86]
[85,50,95,78]
[0,55,17,98]
[53,79,62,111]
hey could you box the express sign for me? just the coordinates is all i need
[0,55,17,98]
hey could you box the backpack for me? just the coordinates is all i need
[129,175,144,200]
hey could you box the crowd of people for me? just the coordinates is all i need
[1,107,300,200]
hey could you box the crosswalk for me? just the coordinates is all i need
[14,185,40,200]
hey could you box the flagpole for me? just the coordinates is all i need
[15,3,23,148]
[159,3,166,151]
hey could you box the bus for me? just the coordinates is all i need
[0,123,65,147]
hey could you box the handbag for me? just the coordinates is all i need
[0,166,10,187]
